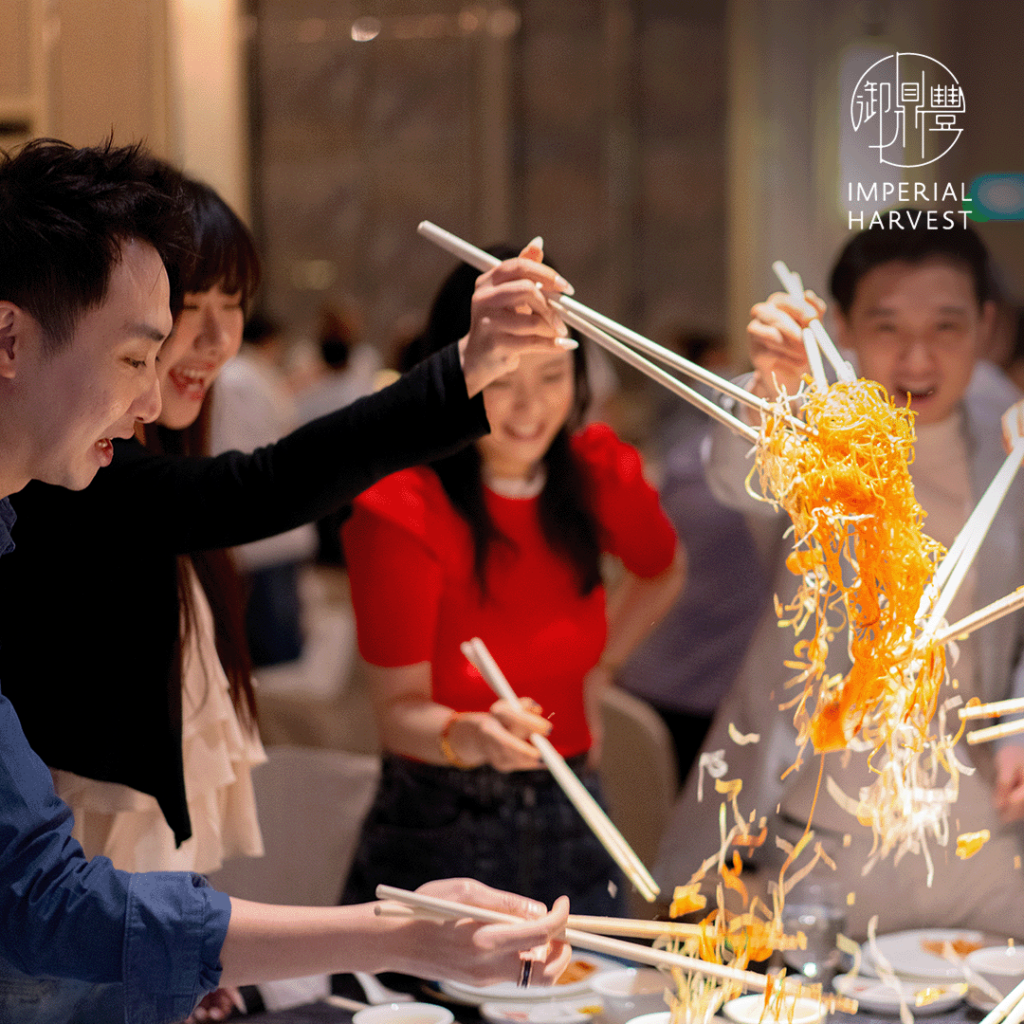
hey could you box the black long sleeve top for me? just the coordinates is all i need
[0,344,487,843]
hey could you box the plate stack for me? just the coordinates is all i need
[832,927,1019,1015]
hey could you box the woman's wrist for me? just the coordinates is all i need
[439,710,475,769]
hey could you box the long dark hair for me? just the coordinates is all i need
[143,168,259,728]
[403,247,602,599]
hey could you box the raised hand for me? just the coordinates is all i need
[747,289,827,401]
[460,239,575,398]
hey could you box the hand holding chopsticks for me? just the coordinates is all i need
[461,636,660,902]
[376,885,857,1014]
[456,236,578,398]
[419,222,763,444]
[771,262,856,386]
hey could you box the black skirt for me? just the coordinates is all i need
[341,753,626,915]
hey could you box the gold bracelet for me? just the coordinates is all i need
[439,711,472,769]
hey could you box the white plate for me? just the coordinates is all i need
[479,995,604,1024]
[440,954,621,1004]
[722,994,823,1024]
[833,973,964,1016]
[866,929,988,981]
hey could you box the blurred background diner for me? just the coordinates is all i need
[7,0,1024,1014]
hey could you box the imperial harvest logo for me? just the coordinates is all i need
[850,52,964,169]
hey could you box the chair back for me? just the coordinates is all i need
[598,686,678,912]
[209,744,381,906]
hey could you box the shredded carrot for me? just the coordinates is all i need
[753,379,946,755]
[751,377,978,879]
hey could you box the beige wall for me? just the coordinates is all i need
[0,0,249,216]
[167,0,250,218]
[49,0,171,153]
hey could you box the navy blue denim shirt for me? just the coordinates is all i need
[0,497,231,1023]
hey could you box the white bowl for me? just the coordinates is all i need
[592,969,670,1024]
[353,1003,455,1024]
[624,1012,671,1024]
[966,946,1024,997]
[723,994,824,1024]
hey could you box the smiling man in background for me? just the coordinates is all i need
[657,213,1024,939]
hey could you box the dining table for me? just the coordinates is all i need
[241,971,997,1024]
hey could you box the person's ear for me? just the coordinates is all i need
[0,302,21,381]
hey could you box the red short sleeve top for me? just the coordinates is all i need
[343,423,676,757]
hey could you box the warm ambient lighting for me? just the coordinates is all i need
[351,16,381,42]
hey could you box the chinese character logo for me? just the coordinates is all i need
[851,53,964,168]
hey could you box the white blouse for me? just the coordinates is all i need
[52,564,266,873]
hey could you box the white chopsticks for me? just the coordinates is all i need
[980,976,1024,1024]
[460,636,659,902]
[934,586,1024,647]
[960,696,1024,722]
[958,694,1024,745]
[771,261,856,388]
[376,903,763,943]
[374,884,857,1014]
[417,221,765,444]
[919,439,1024,635]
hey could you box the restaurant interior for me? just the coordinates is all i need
[7,0,1024,1020]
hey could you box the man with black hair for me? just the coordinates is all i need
[0,138,571,1022]
[657,212,1024,937]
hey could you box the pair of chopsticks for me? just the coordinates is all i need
[374,884,856,1014]
[460,636,659,902]
[916,433,1024,746]
[918,438,1024,637]
[771,261,855,389]
[980,976,1024,1024]
[377,904,804,951]
[958,695,1024,745]
[378,902,712,942]
[419,221,797,446]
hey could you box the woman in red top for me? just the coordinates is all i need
[342,243,683,915]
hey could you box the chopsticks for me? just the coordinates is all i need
[772,262,856,388]
[960,696,1024,721]
[960,694,1024,745]
[417,221,767,444]
[963,715,1024,746]
[565,915,802,951]
[934,586,1024,647]
[980,976,1024,1024]
[375,905,804,952]
[377,905,798,949]
[918,439,1024,634]
[566,915,718,942]
[375,884,857,1014]
[461,636,659,902]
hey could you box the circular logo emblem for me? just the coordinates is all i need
[850,53,964,168]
